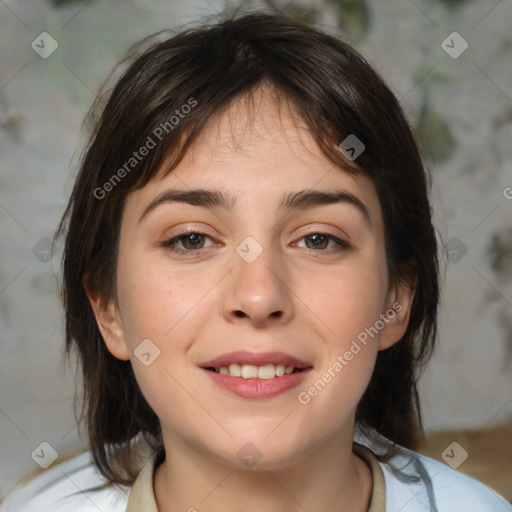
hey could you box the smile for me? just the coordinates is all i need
[207,363,303,379]
[200,351,313,399]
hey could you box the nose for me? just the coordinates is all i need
[222,242,295,328]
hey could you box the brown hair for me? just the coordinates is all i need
[56,11,440,485]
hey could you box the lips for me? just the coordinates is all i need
[200,351,313,399]
[200,350,312,370]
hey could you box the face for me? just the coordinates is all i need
[89,89,413,470]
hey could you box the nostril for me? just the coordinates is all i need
[235,311,245,318]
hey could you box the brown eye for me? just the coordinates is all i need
[178,232,206,250]
[304,233,329,250]
[162,231,215,255]
[296,232,350,252]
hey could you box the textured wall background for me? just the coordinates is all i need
[1,0,511,499]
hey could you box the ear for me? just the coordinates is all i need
[83,275,130,361]
[378,276,416,351]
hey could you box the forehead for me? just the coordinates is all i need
[124,86,383,227]
[191,86,318,159]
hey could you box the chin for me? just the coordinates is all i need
[207,433,309,472]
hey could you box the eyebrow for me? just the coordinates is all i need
[138,188,373,228]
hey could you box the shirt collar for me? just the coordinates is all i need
[126,449,161,512]
[126,443,386,512]
[353,442,387,512]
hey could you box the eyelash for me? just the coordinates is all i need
[161,228,351,257]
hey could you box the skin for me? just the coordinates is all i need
[87,86,415,512]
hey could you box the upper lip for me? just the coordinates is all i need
[200,351,313,369]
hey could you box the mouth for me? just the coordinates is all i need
[205,363,307,379]
[199,351,313,398]
[200,350,312,376]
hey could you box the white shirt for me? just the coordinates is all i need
[1,439,511,511]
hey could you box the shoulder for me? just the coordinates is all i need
[379,446,512,511]
[0,451,130,512]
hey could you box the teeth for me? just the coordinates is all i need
[228,363,242,377]
[215,363,297,379]
[258,364,275,380]
[241,364,258,379]
[275,364,286,377]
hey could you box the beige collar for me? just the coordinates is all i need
[353,442,386,511]
[126,443,386,511]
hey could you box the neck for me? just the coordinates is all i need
[153,429,372,512]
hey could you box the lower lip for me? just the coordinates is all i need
[203,368,312,399]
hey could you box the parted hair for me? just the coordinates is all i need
[56,10,440,486]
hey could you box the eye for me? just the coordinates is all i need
[294,232,350,252]
[162,230,216,256]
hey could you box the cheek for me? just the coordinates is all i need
[115,261,213,434]
[296,286,382,438]
[314,262,388,344]
[116,258,212,349]
[298,262,386,411]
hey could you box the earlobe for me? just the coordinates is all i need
[83,276,131,361]
[378,278,416,351]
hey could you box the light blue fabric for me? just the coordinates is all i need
[379,445,512,511]
[0,452,130,512]
[1,441,511,511]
